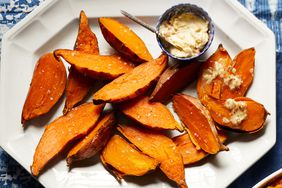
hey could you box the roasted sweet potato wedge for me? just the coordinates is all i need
[64,10,99,114]
[119,96,182,131]
[22,52,66,124]
[220,48,255,99]
[173,94,228,154]
[54,49,134,80]
[197,44,232,100]
[197,45,255,102]
[67,112,115,165]
[202,95,268,133]
[93,54,168,104]
[74,11,99,53]
[117,124,187,188]
[100,135,158,180]
[99,17,153,64]
[173,131,228,165]
[31,103,104,176]
[64,68,94,114]
[150,61,201,103]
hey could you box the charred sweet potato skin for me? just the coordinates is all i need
[173,132,228,165]
[119,96,182,131]
[22,52,66,124]
[203,95,268,133]
[173,94,227,154]
[101,135,158,180]
[54,49,134,80]
[99,17,153,64]
[93,54,167,104]
[67,112,115,165]
[117,124,187,188]
[64,11,99,114]
[150,61,201,103]
[31,103,104,176]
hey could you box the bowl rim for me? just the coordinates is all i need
[253,168,282,188]
[155,3,215,62]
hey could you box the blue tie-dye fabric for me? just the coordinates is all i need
[0,0,281,187]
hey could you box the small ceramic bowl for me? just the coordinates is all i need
[253,169,282,188]
[156,3,214,62]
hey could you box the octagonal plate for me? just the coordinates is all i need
[0,0,276,187]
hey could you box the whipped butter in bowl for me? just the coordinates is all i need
[156,4,214,61]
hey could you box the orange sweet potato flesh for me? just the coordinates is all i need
[74,11,99,53]
[197,44,232,100]
[100,135,158,180]
[99,17,153,64]
[64,11,99,114]
[202,95,268,133]
[173,131,228,165]
[117,124,187,188]
[54,49,134,80]
[150,61,201,103]
[197,45,255,102]
[64,68,94,114]
[119,96,183,131]
[93,54,168,104]
[220,48,255,99]
[31,102,104,176]
[173,94,228,154]
[21,52,66,124]
[66,112,115,165]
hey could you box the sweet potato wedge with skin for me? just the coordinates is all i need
[64,68,94,114]
[54,49,134,80]
[117,124,187,188]
[173,131,228,165]
[220,48,255,99]
[31,103,104,176]
[173,94,228,154]
[93,54,168,104]
[64,11,99,114]
[99,17,153,64]
[202,95,268,133]
[119,96,183,131]
[74,11,99,53]
[150,61,202,103]
[22,52,66,124]
[66,112,115,165]
[100,135,158,180]
[197,44,232,100]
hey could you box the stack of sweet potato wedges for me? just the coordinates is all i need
[21,11,268,188]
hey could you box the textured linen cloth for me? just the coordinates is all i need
[0,0,281,187]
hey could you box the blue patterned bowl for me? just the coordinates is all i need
[156,3,214,62]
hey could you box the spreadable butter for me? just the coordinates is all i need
[159,13,209,58]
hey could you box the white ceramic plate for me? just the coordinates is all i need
[0,0,276,187]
